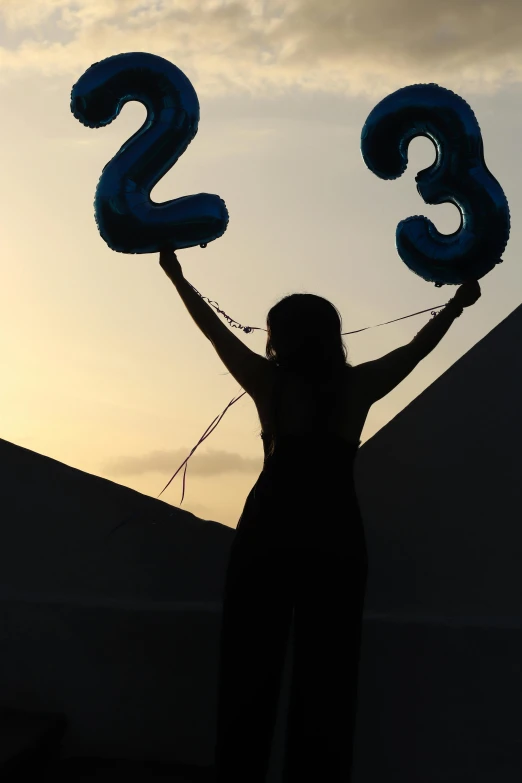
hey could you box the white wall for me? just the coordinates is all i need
[351,302,522,781]
[355,302,522,621]
[0,437,233,765]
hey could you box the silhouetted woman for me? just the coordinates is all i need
[159,248,481,783]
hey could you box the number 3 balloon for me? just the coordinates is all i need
[71,52,229,254]
[361,83,510,286]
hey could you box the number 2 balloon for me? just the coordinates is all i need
[361,83,510,286]
[71,52,229,254]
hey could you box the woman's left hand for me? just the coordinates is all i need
[453,279,481,308]
[159,248,183,281]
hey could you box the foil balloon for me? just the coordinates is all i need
[361,83,510,286]
[71,52,229,253]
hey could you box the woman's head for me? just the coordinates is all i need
[265,293,351,377]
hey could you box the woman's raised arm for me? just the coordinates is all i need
[355,280,480,404]
[159,249,269,396]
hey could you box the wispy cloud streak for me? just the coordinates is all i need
[103,447,262,477]
[0,1,521,96]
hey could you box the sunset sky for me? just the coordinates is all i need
[1,0,521,527]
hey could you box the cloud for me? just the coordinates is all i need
[0,0,521,97]
[103,446,262,477]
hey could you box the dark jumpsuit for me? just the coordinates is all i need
[214,365,368,783]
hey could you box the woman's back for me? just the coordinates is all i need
[237,363,366,551]
[254,363,370,452]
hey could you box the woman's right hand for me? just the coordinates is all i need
[453,279,481,308]
[160,248,183,282]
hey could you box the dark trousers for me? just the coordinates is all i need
[214,534,368,782]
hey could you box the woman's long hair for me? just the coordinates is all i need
[265,293,353,380]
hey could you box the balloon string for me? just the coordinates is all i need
[187,281,445,336]
[163,288,447,506]
[342,305,445,334]
[187,282,258,334]
[104,395,245,540]
[157,390,247,501]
